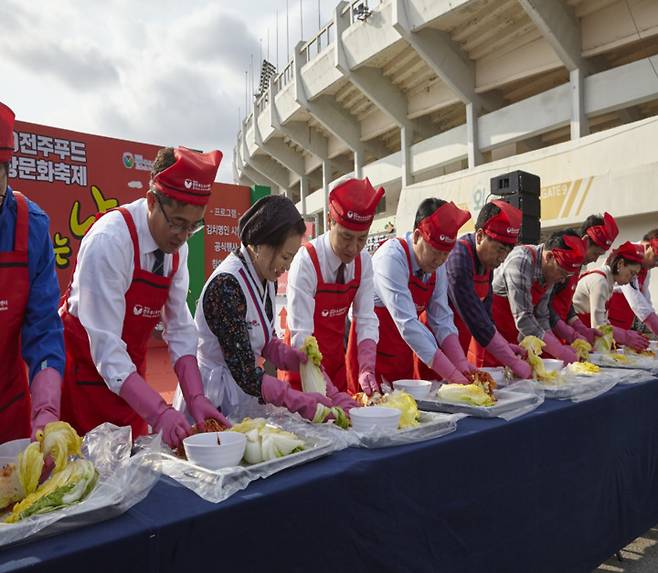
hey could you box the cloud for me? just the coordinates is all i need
[4,40,121,91]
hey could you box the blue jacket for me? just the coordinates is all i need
[0,186,65,381]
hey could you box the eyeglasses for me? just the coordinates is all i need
[155,194,204,236]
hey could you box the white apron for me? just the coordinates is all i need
[174,245,276,419]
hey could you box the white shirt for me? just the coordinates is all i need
[66,198,197,393]
[372,232,457,365]
[572,265,615,329]
[286,232,379,349]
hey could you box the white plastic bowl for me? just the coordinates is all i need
[349,406,400,433]
[183,431,247,471]
[478,367,506,385]
[392,379,431,399]
[542,358,564,373]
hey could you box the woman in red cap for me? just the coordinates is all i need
[284,177,384,396]
[572,241,649,351]
[60,147,229,449]
[369,198,476,385]
[549,213,619,344]
[491,230,587,364]
[607,229,658,336]
[0,102,65,443]
[445,200,531,379]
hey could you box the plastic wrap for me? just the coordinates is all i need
[278,409,462,450]
[589,352,658,374]
[416,380,544,421]
[0,423,160,548]
[528,369,618,402]
[608,368,657,385]
[135,410,336,504]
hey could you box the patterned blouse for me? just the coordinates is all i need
[202,250,274,398]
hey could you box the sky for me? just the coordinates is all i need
[1,0,338,183]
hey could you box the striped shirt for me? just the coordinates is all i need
[492,244,553,339]
[446,233,495,347]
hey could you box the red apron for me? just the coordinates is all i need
[60,207,179,439]
[0,192,32,442]
[491,247,548,350]
[282,242,360,393]
[551,273,579,322]
[607,267,648,329]
[449,239,494,368]
[575,270,608,327]
[351,238,436,385]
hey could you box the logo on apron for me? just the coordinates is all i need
[320,306,349,318]
[132,304,161,319]
[0,300,8,312]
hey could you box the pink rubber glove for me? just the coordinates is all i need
[552,319,583,344]
[612,326,649,351]
[30,368,62,441]
[119,371,191,448]
[571,318,600,345]
[484,332,532,379]
[542,331,578,364]
[508,344,528,359]
[261,337,308,372]
[356,339,380,396]
[644,313,658,336]
[175,355,231,428]
[260,374,333,420]
[430,349,469,384]
[441,334,477,375]
[323,372,358,412]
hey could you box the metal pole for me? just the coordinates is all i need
[286,0,290,62]
[276,8,279,71]
[300,0,303,41]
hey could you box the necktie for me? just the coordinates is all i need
[152,249,165,276]
[336,263,346,285]
[415,268,425,282]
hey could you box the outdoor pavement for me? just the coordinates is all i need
[595,527,658,572]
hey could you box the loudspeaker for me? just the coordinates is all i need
[490,170,541,245]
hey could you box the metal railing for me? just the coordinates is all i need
[300,20,335,64]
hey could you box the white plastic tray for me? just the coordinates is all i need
[416,388,540,418]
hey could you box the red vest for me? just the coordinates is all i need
[282,242,361,393]
[0,192,32,442]
[60,207,179,438]
[551,272,579,322]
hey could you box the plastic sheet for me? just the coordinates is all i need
[529,369,618,402]
[608,368,657,385]
[278,409,462,450]
[417,380,544,421]
[0,423,160,548]
[589,351,658,374]
[135,412,336,504]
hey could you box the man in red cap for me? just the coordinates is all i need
[491,229,587,364]
[285,177,384,395]
[369,198,476,385]
[573,241,649,351]
[549,213,619,344]
[60,146,229,448]
[445,200,531,379]
[607,229,658,336]
[0,102,65,442]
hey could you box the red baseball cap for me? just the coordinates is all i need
[586,212,618,249]
[551,235,586,272]
[329,178,385,231]
[482,200,522,245]
[418,201,472,252]
[609,241,645,265]
[152,147,222,206]
[0,102,15,163]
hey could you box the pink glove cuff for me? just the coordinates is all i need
[440,334,470,372]
[644,313,658,336]
[31,368,62,439]
[174,355,204,401]
[357,339,377,374]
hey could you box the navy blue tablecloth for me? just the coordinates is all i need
[3,379,658,573]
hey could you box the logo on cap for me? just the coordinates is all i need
[346,210,371,223]
[183,178,212,192]
[507,227,520,235]
[184,179,193,189]
[439,234,455,243]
